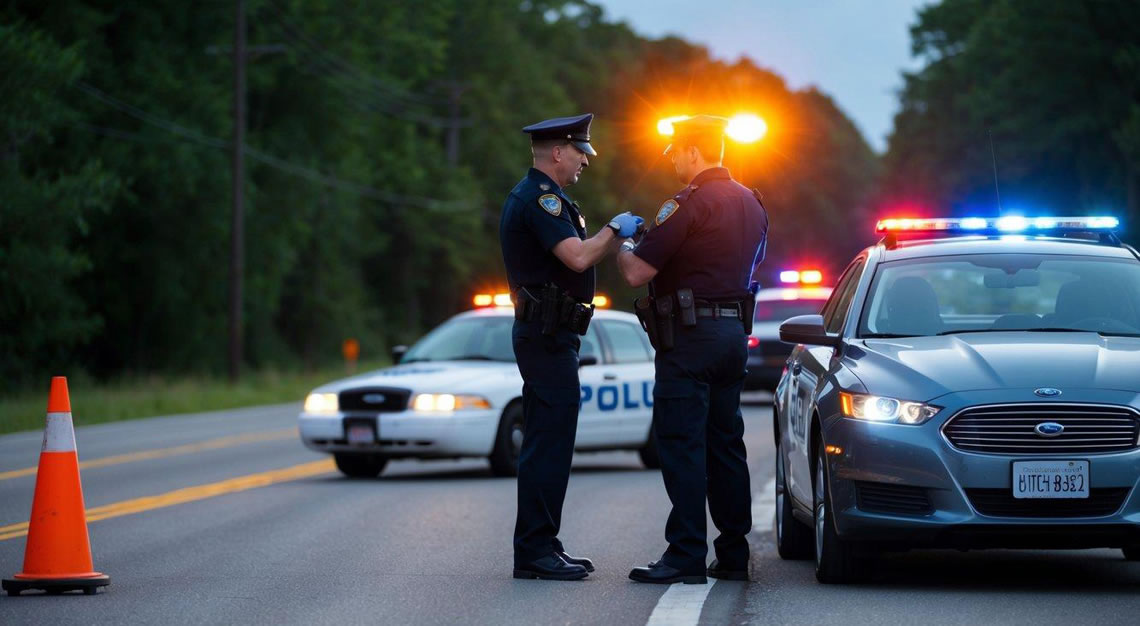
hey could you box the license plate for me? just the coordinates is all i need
[1012,460,1088,499]
[346,424,374,445]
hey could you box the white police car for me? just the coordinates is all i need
[299,295,658,478]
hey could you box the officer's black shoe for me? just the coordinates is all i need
[707,559,749,581]
[513,554,589,581]
[628,560,707,585]
[555,551,595,573]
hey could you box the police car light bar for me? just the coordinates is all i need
[473,292,611,308]
[779,270,823,285]
[875,216,1119,234]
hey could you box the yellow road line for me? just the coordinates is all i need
[0,428,298,481]
[0,458,335,541]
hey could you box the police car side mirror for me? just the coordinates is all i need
[779,315,840,348]
[391,345,408,364]
[579,355,599,367]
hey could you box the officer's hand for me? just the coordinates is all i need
[607,212,645,238]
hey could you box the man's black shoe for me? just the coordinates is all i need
[707,559,748,581]
[514,554,589,581]
[556,551,595,573]
[628,560,707,585]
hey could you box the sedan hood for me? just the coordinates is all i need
[847,332,1140,401]
[315,361,516,394]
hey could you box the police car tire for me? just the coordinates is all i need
[489,402,524,477]
[814,442,868,584]
[776,441,813,560]
[637,426,661,469]
[334,453,387,478]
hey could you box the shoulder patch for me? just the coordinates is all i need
[655,199,680,226]
[538,194,562,216]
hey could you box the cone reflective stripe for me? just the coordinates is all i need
[4,377,109,596]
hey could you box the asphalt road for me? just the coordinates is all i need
[3,399,1140,625]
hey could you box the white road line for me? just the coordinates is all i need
[752,477,777,533]
[646,580,719,626]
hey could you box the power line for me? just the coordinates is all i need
[74,81,473,211]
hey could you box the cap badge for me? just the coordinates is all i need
[656,199,679,226]
[539,194,562,216]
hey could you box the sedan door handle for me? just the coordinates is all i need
[603,373,618,380]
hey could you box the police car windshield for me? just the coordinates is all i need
[401,316,516,363]
[754,300,826,322]
[858,254,1140,338]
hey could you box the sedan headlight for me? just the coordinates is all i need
[839,392,940,425]
[410,393,492,412]
[304,392,339,415]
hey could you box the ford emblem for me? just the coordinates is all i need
[1034,387,1062,397]
[362,393,387,404]
[1034,422,1065,437]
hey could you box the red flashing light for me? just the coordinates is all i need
[747,336,760,349]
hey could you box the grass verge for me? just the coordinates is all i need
[0,362,386,436]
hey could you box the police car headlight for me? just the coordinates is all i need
[839,392,939,425]
[304,392,339,415]
[410,394,492,412]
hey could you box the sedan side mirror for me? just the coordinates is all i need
[391,344,408,364]
[779,314,840,347]
[579,355,599,367]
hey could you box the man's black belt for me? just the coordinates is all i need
[513,285,594,335]
[695,305,742,319]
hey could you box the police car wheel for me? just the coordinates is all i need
[637,426,661,469]
[489,402,524,477]
[334,453,388,478]
[1123,547,1140,561]
[814,442,868,583]
[776,440,813,560]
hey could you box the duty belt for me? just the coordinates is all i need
[513,285,594,336]
[695,304,742,319]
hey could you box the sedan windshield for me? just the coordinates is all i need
[858,254,1140,338]
[401,316,516,363]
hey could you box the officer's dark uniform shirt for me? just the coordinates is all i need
[499,168,595,302]
[634,167,768,300]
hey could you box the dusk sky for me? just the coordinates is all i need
[594,0,933,153]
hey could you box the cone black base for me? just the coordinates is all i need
[3,575,110,596]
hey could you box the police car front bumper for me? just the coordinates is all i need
[299,409,500,458]
[821,389,1140,550]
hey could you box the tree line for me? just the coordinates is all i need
[4,0,1133,386]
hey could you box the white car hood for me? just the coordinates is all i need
[315,361,517,394]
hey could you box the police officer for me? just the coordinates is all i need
[501,113,644,581]
[617,115,768,584]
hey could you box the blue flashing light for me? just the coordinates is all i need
[996,216,1029,231]
[876,215,1120,234]
[960,217,988,230]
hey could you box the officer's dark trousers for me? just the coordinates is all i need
[654,318,751,574]
[512,320,581,566]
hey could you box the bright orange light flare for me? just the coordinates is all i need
[473,294,493,307]
[725,113,767,143]
[656,115,691,136]
[799,270,823,284]
[492,293,513,307]
[592,295,609,308]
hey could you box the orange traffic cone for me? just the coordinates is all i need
[3,377,110,596]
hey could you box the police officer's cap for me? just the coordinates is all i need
[522,113,597,156]
[664,114,728,155]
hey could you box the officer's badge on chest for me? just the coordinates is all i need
[539,194,562,216]
[656,199,679,225]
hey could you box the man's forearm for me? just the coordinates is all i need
[553,228,619,273]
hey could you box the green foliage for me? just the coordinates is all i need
[1,0,878,387]
[881,0,1140,233]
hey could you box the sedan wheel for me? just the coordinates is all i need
[813,442,866,583]
[776,441,813,559]
[489,403,525,477]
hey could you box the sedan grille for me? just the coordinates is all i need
[966,488,1131,518]
[943,404,1140,454]
[338,388,411,413]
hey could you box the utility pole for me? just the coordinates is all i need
[228,0,246,382]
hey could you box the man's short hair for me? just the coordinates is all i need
[676,136,724,163]
[531,137,571,156]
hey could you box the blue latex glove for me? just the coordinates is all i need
[607,212,645,238]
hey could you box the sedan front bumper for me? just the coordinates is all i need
[299,409,500,458]
[821,388,1140,549]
